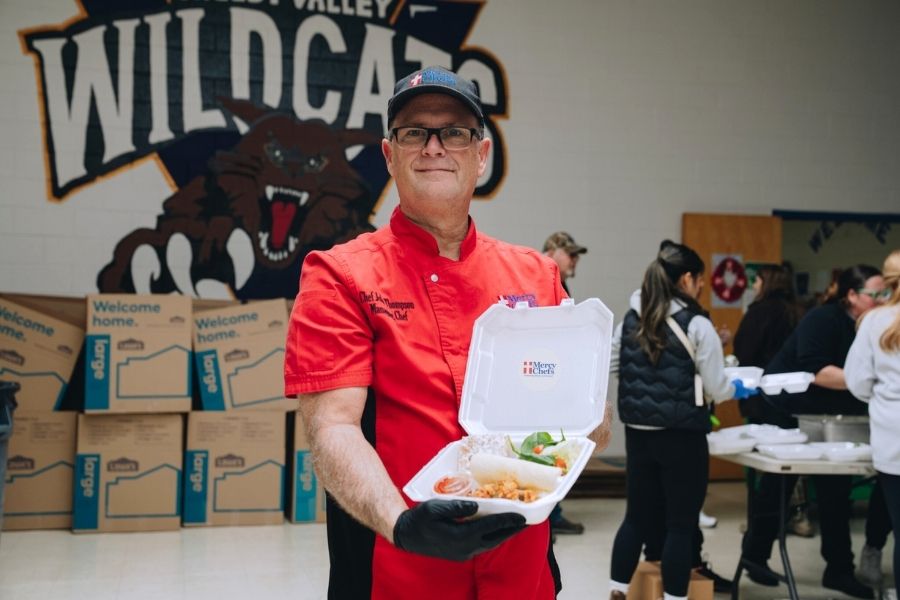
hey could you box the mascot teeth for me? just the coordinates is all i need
[289,236,298,252]
[265,185,310,206]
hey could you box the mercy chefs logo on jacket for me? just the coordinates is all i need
[19,1,509,300]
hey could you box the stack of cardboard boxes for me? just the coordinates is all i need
[75,294,192,532]
[2,293,327,533]
[0,296,83,531]
[184,299,297,527]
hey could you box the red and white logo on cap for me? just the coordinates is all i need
[410,73,423,86]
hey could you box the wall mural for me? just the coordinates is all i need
[19,0,508,299]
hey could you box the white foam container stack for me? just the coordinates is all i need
[403,298,614,525]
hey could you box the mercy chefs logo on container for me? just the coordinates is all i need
[520,354,560,392]
[523,360,557,377]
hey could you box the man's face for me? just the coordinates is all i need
[382,94,490,225]
[548,248,580,280]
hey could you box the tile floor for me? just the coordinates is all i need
[0,482,894,599]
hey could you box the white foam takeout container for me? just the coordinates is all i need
[759,372,815,395]
[810,442,873,463]
[723,366,764,389]
[403,298,613,525]
[756,443,823,461]
[707,430,757,455]
[747,425,808,446]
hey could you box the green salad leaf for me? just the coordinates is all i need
[507,430,567,467]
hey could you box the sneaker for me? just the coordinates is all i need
[550,516,585,535]
[856,545,883,586]
[698,510,718,529]
[743,560,780,587]
[695,562,732,593]
[786,511,815,538]
[822,570,874,599]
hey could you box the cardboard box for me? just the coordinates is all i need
[289,411,326,523]
[627,561,713,600]
[73,413,183,532]
[183,411,286,526]
[192,300,297,411]
[3,410,77,530]
[0,297,84,411]
[85,294,192,413]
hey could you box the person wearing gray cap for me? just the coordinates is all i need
[543,231,588,296]
[286,66,613,599]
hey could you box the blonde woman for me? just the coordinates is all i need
[846,249,900,599]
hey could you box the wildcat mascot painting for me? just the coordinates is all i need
[97,98,380,299]
[20,1,508,300]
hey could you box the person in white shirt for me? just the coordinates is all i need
[845,248,900,600]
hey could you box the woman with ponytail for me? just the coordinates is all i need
[846,249,900,599]
[607,240,755,600]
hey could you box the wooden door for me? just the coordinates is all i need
[683,213,782,480]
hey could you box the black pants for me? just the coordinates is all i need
[742,472,857,574]
[743,394,862,574]
[878,471,900,596]
[610,428,709,596]
[865,476,893,549]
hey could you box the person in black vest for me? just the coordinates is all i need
[740,264,886,599]
[607,240,756,600]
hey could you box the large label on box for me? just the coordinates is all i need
[183,450,209,524]
[73,453,101,530]
[85,334,111,410]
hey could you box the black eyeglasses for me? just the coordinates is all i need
[390,126,482,149]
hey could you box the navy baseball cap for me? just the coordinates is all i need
[387,66,484,126]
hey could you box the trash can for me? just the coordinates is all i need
[0,380,20,537]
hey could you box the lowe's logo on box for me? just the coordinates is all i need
[522,361,558,377]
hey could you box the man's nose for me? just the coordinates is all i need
[422,131,446,154]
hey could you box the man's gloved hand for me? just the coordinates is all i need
[732,379,759,400]
[393,499,527,562]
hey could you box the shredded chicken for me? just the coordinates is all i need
[469,478,540,503]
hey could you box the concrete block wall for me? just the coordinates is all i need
[2,0,899,455]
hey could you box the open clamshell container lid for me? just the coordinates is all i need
[403,298,614,524]
[458,298,613,437]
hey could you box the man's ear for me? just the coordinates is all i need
[476,136,492,177]
[382,138,394,176]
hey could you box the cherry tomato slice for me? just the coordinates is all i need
[433,474,472,495]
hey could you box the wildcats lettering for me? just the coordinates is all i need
[20,2,507,200]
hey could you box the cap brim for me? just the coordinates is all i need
[568,246,588,255]
[388,85,484,125]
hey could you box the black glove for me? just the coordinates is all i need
[393,499,527,562]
